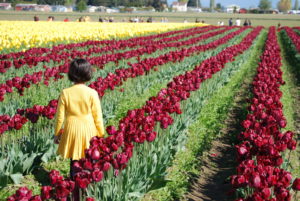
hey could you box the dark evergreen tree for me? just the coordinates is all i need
[187,0,200,7]
[152,0,163,10]
[87,0,113,6]
[37,0,64,5]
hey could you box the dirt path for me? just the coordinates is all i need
[182,74,253,201]
[182,31,300,201]
[278,31,300,200]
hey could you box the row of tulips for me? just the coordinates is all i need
[0,26,222,101]
[0,24,202,60]
[0,22,202,53]
[230,27,299,201]
[0,26,207,73]
[6,26,263,201]
[281,27,300,53]
[0,26,243,135]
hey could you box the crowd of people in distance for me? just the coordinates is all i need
[228,18,252,26]
[33,15,284,28]
[34,15,70,22]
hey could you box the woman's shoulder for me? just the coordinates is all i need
[61,84,98,97]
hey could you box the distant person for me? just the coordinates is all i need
[183,19,188,23]
[229,18,233,26]
[63,17,69,22]
[99,17,103,22]
[220,21,224,26]
[248,19,252,26]
[202,20,205,23]
[243,19,249,26]
[33,15,39,21]
[147,17,152,23]
[195,18,200,23]
[236,18,241,26]
[160,17,168,23]
[278,22,281,28]
[217,21,220,26]
[109,17,114,22]
[47,16,54,22]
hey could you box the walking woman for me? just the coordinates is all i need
[54,59,105,199]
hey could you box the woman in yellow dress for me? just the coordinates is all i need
[54,58,104,178]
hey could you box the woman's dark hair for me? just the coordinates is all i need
[68,59,93,83]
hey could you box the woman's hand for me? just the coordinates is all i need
[54,135,61,144]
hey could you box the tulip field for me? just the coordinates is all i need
[0,22,299,201]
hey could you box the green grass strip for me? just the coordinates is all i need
[278,30,300,195]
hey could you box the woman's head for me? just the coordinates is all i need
[68,59,93,83]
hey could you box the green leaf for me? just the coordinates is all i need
[147,177,170,192]
[128,192,143,198]
[22,153,37,173]
[0,173,9,187]
[10,173,23,184]
[0,159,6,172]
[41,141,57,163]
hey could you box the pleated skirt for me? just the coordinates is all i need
[57,115,98,160]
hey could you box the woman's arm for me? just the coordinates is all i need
[54,92,66,136]
[91,92,105,137]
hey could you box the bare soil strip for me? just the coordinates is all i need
[182,71,254,201]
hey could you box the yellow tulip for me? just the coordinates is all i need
[0,21,205,53]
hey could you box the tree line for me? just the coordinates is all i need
[4,0,299,12]
[259,0,299,12]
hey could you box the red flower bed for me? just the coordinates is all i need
[0,26,243,135]
[230,27,299,201]
[0,26,210,73]
[6,27,262,201]
[0,26,220,101]
[282,26,300,53]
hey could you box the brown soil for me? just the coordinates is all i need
[182,34,300,201]
[182,74,253,201]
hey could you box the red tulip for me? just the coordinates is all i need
[292,178,300,191]
[91,169,104,182]
[41,186,52,200]
[91,148,101,160]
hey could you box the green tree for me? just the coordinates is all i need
[209,0,214,11]
[64,0,73,6]
[294,0,299,10]
[11,0,18,9]
[152,0,163,11]
[258,0,271,11]
[233,5,237,13]
[76,0,86,12]
[37,0,64,5]
[278,0,291,12]
[187,0,201,7]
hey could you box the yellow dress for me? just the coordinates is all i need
[55,84,104,160]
